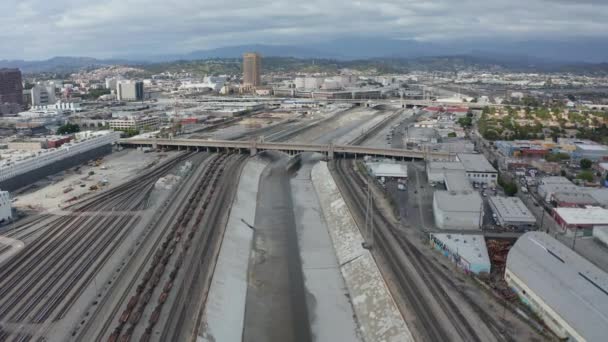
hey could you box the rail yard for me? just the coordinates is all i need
[0,105,552,342]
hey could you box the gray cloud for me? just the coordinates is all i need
[1,0,608,59]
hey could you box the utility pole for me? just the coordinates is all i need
[363,172,374,249]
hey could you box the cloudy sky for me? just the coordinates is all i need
[1,0,607,60]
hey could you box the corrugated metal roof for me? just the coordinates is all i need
[507,232,608,341]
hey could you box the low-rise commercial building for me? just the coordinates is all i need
[488,196,536,228]
[457,153,498,185]
[505,232,608,341]
[430,233,490,274]
[552,207,608,236]
[108,116,160,131]
[551,192,599,208]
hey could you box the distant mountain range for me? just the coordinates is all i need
[137,37,608,63]
[3,37,608,74]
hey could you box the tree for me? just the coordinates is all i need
[546,153,570,162]
[577,170,594,182]
[503,182,518,196]
[457,117,472,128]
[56,123,81,135]
[580,159,592,170]
[498,175,518,196]
[447,132,457,138]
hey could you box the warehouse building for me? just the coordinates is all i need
[488,196,536,228]
[572,144,608,161]
[552,207,608,236]
[430,233,490,274]
[537,176,580,202]
[457,153,498,185]
[433,191,482,230]
[366,162,408,180]
[505,232,608,341]
[551,192,599,208]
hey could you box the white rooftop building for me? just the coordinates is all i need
[433,191,482,230]
[457,153,498,185]
[426,161,465,184]
[366,162,408,179]
[505,232,608,341]
[430,233,490,274]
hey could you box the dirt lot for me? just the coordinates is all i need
[12,149,177,213]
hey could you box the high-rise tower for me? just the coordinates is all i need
[242,52,262,87]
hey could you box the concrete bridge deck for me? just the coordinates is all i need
[120,138,454,160]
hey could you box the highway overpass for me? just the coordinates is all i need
[120,138,454,160]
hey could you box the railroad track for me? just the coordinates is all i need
[333,159,510,342]
[102,153,244,342]
[74,153,215,341]
[0,152,197,341]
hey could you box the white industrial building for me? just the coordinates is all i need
[366,162,408,180]
[505,232,608,341]
[488,196,536,228]
[457,153,498,185]
[426,161,465,184]
[0,190,12,222]
[0,131,120,183]
[430,233,490,274]
[433,191,482,230]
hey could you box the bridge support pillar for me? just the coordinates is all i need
[250,140,258,157]
[328,144,335,160]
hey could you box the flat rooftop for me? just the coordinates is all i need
[488,196,536,224]
[367,162,408,178]
[457,153,497,173]
[553,207,608,225]
[431,233,490,269]
[428,161,466,172]
[577,144,608,151]
[507,232,608,342]
[444,171,473,192]
[539,176,573,185]
[434,191,482,212]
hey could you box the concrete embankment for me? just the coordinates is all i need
[198,158,267,342]
[311,161,414,342]
[291,154,361,342]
